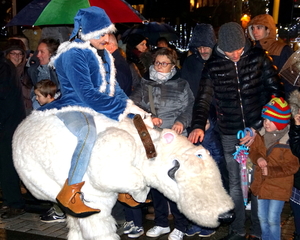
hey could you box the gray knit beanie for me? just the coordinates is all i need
[218,22,245,52]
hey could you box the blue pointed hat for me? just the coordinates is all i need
[70,6,116,41]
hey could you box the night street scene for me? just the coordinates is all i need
[0,0,299,240]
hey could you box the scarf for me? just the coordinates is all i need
[149,65,176,84]
[263,126,289,149]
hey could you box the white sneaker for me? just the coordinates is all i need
[168,228,184,240]
[146,226,171,237]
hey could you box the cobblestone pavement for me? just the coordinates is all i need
[0,201,295,240]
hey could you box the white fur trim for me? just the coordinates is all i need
[118,99,134,121]
[105,49,116,96]
[81,24,116,41]
[31,106,100,118]
[49,41,117,96]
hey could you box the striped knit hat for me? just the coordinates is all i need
[261,96,291,130]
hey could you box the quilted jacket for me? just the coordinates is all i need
[130,68,194,136]
[191,39,284,135]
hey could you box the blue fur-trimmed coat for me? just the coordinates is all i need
[39,39,131,121]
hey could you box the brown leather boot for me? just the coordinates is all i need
[118,193,152,208]
[56,179,100,218]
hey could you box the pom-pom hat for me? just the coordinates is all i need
[261,96,291,130]
[69,6,116,41]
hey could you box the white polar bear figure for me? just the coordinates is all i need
[12,106,234,240]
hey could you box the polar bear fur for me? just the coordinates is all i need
[13,106,234,240]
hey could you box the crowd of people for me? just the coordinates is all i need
[0,7,300,240]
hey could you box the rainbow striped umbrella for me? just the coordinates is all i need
[6,0,146,26]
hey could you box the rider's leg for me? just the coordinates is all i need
[56,111,100,218]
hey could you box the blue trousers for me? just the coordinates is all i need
[125,207,143,227]
[56,111,97,185]
[151,188,188,232]
[258,199,284,240]
[290,198,300,235]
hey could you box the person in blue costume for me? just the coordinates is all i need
[38,6,147,218]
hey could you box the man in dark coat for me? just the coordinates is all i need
[188,22,283,240]
[181,24,228,238]
[105,33,132,96]
[0,50,26,219]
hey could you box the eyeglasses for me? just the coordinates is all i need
[9,52,24,57]
[154,61,172,67]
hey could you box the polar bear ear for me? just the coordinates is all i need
[162,132,175,143]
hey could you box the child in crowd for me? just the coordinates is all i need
[249,96,299,240]
[34,79,66,223]
[288,90,300,240]
[34,79,57,106]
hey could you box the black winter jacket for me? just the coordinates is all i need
[288,123,300,190]
[191,40,284,135]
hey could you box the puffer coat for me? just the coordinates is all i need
[191,39,284,135]
[130,68,194,136]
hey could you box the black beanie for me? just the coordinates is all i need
[189,23,216,49]
[218,22,245,52]
[4,39,26,55]
[126,34,147,48]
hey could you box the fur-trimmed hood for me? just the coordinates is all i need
[289,89,300,117]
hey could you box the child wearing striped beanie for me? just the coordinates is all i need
[249,95,298,240]
[261,95,291,130]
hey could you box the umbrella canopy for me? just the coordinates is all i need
[122,22,179,45]
[6,0,146,26]
[279,49,300,87]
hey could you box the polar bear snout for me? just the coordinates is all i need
[218,209,235,224]
[168,160,180,181]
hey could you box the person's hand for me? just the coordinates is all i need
[257,157,267,168]
[294,113,300,125]
[152,117,162,127]
[188,129,205,143]
[239,127,257,147]
[172,121,183,135]
[129,105,147,119]
[262,167,268,176]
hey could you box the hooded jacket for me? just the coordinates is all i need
[181,23,216,98]
[247,14,295,96]
[191,39,283,135]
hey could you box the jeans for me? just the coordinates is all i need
[290,198,300,235]
[258,199,284,240]
[56,111,97,185]
[221,134,246,235]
